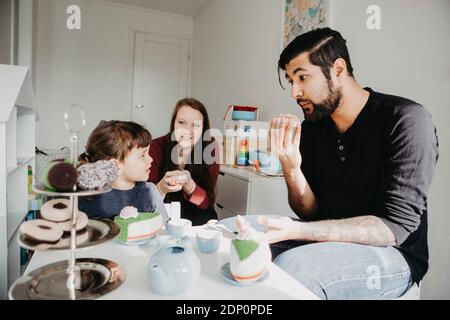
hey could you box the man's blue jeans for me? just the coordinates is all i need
[271,241,413,300]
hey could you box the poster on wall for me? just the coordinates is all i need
[281,0,330,49]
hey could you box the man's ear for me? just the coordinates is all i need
[333,58,347,80]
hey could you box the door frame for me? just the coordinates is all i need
[126,27,192,121]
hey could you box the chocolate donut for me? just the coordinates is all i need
[41,199,72,222]
[19,219,63,243]
[42,161,78,192]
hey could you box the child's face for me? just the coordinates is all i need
[119,145,153,182]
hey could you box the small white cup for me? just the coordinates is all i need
[196,230,221,254]
[166,218,192,239]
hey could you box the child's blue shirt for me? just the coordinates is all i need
[78,182,168,221]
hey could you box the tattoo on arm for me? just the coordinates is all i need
[301,215,397,247]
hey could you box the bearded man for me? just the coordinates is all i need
[256,28,439,300]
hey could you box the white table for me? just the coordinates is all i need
[22,226,320,300]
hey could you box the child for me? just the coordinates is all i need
[78,120,168,222]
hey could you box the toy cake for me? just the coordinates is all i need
[229,215,271,285]
[114,206,163,243]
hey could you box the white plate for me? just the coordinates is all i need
[9,258,125,300]
[116,235,157,246]
[220,263,269,286]
[18,218,120,251]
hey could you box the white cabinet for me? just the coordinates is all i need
[0,64,36,299]
[215,166,297,220]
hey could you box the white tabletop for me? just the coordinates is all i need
[24,226,320,300]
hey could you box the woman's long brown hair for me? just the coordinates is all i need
[161,98,217,206]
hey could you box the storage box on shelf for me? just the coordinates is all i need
[0,64,36,300]
[222,120,269,166]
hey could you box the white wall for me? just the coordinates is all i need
[191,0,294,129]
[35,0,193,149]
[332,0,450,301]
[0,0,14,65]
[191,0,450,299]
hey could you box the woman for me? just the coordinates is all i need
[148,98,220,225]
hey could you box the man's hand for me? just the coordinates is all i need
[257,216,302,244]
[270,115,302,175]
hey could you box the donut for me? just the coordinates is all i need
[42,160,78,192]
[77,160,118,190]
[54,228,90,248]
[56,211,89,232]
[41,199,72,222]
[19,219,63,243]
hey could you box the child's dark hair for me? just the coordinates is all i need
[79,120,152,163]
[278,27,354,88]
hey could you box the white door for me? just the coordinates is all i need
[131,32,190,138]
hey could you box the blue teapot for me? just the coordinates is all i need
[148,245,201,295]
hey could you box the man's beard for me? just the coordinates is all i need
[300,81,342,122]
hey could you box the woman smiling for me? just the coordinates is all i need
[148,98,220,225]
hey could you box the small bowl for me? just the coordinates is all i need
[166,218,192,239]
[196,230,221,254]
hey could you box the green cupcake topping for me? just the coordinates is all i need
[232,239,260,261]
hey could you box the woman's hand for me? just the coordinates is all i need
[156,170,184,197]
[180,170,197,196]
[156,170,196,197]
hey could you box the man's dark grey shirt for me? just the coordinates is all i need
[300,88,439,283]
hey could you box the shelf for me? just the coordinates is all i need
[1,64,36,300]
[7,212,27,244]
[6,156,34,176]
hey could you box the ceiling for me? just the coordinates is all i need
[103,0,213,17]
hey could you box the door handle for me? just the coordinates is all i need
[134,105,145,109]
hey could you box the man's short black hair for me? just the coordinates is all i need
[278,27,354,87]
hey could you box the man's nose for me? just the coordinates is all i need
[291,83,304,99]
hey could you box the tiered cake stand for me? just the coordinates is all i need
[9,106,125,300]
